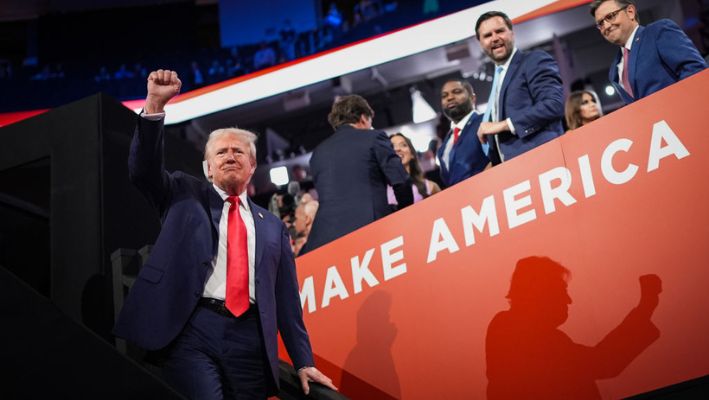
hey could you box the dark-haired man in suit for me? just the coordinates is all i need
[302,95,413,254]
[474,11,564,165]
[590,0,706,105]
[437,79,490,187]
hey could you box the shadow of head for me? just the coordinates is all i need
[507,256,572,328]
[356,291,396,344]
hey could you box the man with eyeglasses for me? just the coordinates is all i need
[591,0,706,104]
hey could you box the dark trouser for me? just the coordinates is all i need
[162,302,271,400]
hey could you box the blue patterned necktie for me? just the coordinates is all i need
[483,66,503,122]
[480,66,504,156]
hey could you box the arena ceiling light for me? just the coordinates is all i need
[410,87,437,124]
[269,166,290,186]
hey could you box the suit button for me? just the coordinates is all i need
[194,291,201,297]
[255,278,260,285]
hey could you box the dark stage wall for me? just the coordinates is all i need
[0,266,185,399]
[0,93,202,339]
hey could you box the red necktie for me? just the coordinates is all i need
[452,127,461,144]
[225,196,249,316]
[622,47,634,98]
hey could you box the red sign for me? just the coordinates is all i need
[287,71,709,398]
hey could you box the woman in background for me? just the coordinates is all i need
[565,90,602,131]
[388,133,440,204]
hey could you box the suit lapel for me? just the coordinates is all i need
[465,112,482,146]
[448,129,458,162]
[610,50,622,83]
[204,185,223,257]
[463,112,477,131]
[449,112,480,163]
[628,25,645,97]
[498,51,522,116]
[207,185,223,233]
[250,199,266,271]
[609,49,630,102]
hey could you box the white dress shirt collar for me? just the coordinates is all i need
[624,25,640,50]
[213,184,250,213]
[495,47,518,69]
[449,109,477,132]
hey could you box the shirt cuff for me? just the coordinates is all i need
[505,118,516,135]
[140,110,165,121]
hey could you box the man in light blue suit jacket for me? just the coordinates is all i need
[474,11,565,165]
[113,69,335,399]
[591,0,707,104]
[437,79,489,187]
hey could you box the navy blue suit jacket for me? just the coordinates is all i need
[113,116,313,389]
[302,125,410,254]
[609,19,707,105]
[436,112,489,187]
[491,49,564,162]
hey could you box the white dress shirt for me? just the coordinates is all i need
[139,111,257,303]
[203,185,256,303]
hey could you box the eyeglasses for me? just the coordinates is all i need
[595,6,628,30]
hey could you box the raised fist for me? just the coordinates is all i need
[638,274,662,314]
[639,274,662,296]
[145,69,182,114]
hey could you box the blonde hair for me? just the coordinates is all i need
[204,128,258,163]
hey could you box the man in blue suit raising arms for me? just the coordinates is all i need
[474,11,565,165]
[591,0,706,105]
[113,69,335,399]
[437,79,490,187]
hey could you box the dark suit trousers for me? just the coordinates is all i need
[161,304,272,400]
